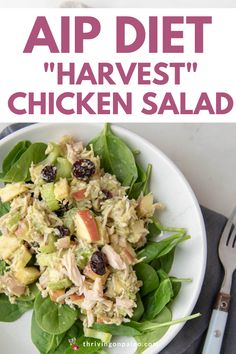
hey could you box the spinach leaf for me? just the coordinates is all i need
[157,269,169,282]
[150,258,160,270]
[1,140,31,175]
[171,281,182,300]
[142,164,152,195]
[147,219,162,239]
[142,278,173,321]
[158,248,175,274]
[134,307,172,354]
[170,277,192,300]
[92,322,141,336]
[131,311,200,335]
[53,322,83,354]
[0,142,47,183]
[34,293,79,335]
[150,217,187,234]
[64,336,102,354]
[147,217,187,240]
[18,283,39,302]
[132,293,144,322]
[129,163,152,199]
[137,233,190,264]
[0,260,6,274]
[88,124,138,186]
[134,263,159,296]
[0,294,33,322]
[157,235,190,259]
[0,200,10,217]
[128,164,146,199]
[31,311,65,354]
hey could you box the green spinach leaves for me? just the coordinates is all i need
[89,124,138,187]
[0,294,34,322]
[1,140,31,175]
[134,263,159,296]
[34,294,79,335]
[137,233,190,263]
[0,142,47,183]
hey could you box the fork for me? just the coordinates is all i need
[202,206,236,354]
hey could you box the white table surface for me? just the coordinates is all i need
[0,122,234,217]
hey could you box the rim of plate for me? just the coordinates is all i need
[0,123,207,354]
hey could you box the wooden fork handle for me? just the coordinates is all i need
[202,292,231,354]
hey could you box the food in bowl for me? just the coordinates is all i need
[0,124,199,354]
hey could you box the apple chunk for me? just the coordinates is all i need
[72,188,87,201]
[75,210,100,243]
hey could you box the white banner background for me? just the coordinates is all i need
[0,8,235,122]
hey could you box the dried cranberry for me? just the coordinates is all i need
[90,251,107,275]
[41,165,57,182]
[70,234,77,241]
[72,159,95,180]
[101,189,112,200]
[23,241,31,249]
[57,226,70,238]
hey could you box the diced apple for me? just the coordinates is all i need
[72,188,87,201]
[49,289,65,304]
[69,293,85,305]
[83,264,109,285]
[12,245,32,269]
[75,210,100,243]
[138,193,154,217]
[14,267,40,285]
[54,178,70,201]
[0,183,28,203]
[0,236,21,261]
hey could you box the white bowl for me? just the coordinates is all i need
[0,123,206,354]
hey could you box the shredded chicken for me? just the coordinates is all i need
[116,297,133,309]
[66,141,83,164]
[57,286,81,303]
[115,297,134,317]
[62,249,84,293]
[87,310,95,327]
[81,278,104,315]
[0,274,26,297]
[55,237,70,250]
[102,245,126,270]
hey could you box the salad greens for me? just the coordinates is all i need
[137,233,190,263]
[134,263,159,296]
[34,293,79,335]
[0,293,34,322]
[31,312,66,354]
[1,140,31,175]
[0,200,10,217]
[132,293,144,321]
[0,124,198,354]
[88,123,138,187]
[0,142,47,182]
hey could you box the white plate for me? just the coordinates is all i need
[0,123,206,354]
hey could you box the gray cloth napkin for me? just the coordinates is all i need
[0,125,234,354]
